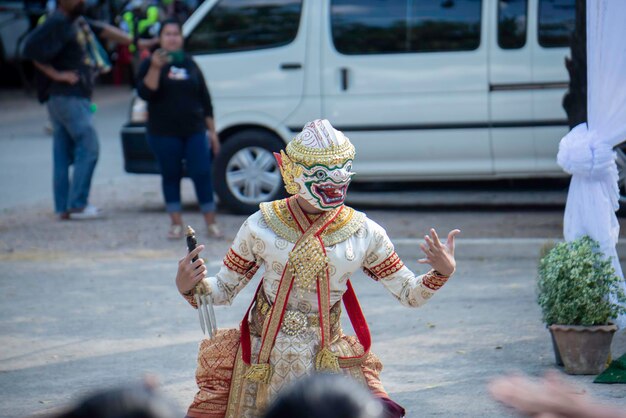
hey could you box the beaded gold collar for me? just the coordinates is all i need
[260,197,365,246]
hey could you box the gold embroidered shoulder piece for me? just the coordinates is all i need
[260,198,300,243]
[259,198,366,245]
[323,205,366,246]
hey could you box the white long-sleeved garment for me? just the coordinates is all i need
[185,199,449,418]
[204,209,442,311]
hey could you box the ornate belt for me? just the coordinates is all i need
[251,289,341,338]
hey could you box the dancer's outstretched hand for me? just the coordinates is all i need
[418,228,460,277]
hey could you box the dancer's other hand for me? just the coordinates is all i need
[418,228,460,277]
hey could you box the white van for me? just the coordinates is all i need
[122,0,585,214]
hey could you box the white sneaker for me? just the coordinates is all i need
[207,223,224,239]
[69,205,104,220]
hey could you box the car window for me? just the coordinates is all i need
[331,0,482,55]
[409,0,482,53]
[538,0,575,48]
[498,0,527,49]
[331,0,409,55]
[186,0,303,54]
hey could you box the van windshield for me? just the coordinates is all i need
[186,0,303,54]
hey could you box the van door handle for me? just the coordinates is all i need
[340,68,349,91]
[280,63,302,70]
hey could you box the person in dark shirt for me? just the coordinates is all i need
[22,0,154,220]
[136,19,221,240]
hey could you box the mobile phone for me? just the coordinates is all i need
[167,50,185,65]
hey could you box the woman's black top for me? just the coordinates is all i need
[137,54,214,137]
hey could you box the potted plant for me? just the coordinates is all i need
[537,236,626,375]
[538,240,564,366]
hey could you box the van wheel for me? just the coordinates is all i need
[214,129,286,214]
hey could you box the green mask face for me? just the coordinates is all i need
[294,160,355,210]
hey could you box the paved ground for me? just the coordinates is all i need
[2,236,626,418]
[1,87,626,417]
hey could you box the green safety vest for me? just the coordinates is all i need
[123,5,159,52]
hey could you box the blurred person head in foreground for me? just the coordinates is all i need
[51,379,180,418]
[263,374,384,418]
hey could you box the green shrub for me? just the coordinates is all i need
[537,236,626,326]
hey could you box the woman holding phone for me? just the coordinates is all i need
[137,18,221,239]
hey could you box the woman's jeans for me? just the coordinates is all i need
[47,95,99,214]
[147,131,216,213]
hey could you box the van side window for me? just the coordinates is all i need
[331,0,482,55]
[538,0,575,48]
[410,0,482,53]
[186,0,303,54]
[331,0,408,54]
[498,0,527,49]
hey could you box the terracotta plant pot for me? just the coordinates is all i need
[548,326,564,366]
[549,324,617,375]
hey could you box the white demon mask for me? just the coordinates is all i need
[276,119,356,211]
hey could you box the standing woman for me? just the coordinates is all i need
[137,18,221,239]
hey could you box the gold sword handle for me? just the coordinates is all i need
[186,226,199,262]
[186,226,208,335]
[186,225,204,295]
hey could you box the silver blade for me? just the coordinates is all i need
[205,294,218,336]
[194,293,206,334]
[200,295,213,339]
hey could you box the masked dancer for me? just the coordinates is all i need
[175,119,460,418]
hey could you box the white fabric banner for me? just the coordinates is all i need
[557,0,626,327]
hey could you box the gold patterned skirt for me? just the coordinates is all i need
[186,299,388,418]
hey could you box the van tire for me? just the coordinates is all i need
[214,129,287,214]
